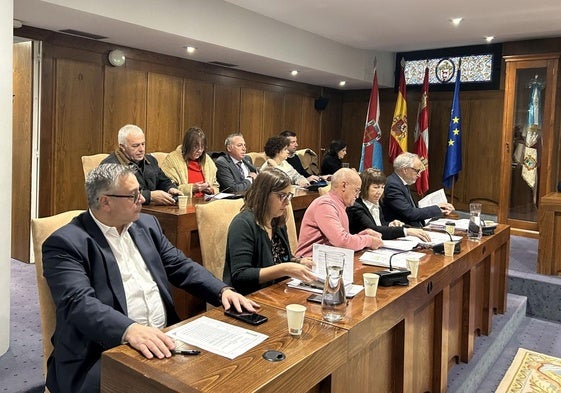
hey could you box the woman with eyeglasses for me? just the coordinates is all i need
[347,169,431,242]
[161,127,218,198]
[223,167,316,295]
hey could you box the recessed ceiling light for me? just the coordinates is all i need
[184,46,196,54]
[450,17,463,26]
[485,36,494,43]
[290,70,299,76]
[339,81,346,87]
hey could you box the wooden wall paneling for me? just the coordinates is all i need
[283,93,304,135]
[146,72,183,152]
[299,96,321,160]
[103,67,147,152]
[54,58,103,212]
[263,90,284,151]
[213,84,241,149]
[240,87,264,152]
[12,41,33,262]
[341,98,368,169]
[318,92,343,161]
[427,94,454,198]
[38,47,55,217]
[183,79,214,149]
[462,92,503,211]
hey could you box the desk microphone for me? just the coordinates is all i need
[432,231,461,254]
[375,249,411,287]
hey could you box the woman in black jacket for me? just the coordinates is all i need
[321,139,347,175]
[347,168,431,241]
[223,167,316,294]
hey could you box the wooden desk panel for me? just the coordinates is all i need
[101,304,347,393]
[538,192,561,275]
[142,190,319,320]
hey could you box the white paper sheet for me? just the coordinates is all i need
[312,244,355,285]
[166,316,268,359]
[359,249,426,269]
[418,188,447,208]
[400,230,462,247]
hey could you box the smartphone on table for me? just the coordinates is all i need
[306,294,323,304]
[224,308,268,325]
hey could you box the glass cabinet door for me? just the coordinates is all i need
[499,54,559,234]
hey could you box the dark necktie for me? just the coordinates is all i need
[236,161,244,177]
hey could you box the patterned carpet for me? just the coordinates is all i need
[496,348,561,392]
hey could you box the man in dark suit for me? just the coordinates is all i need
[101,124,181,205]
[42,163,259,393]
[215,133,258,192]
[382,152,455,227]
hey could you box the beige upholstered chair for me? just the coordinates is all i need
[246,151,267,168]
[195,199,244,280]
[81,153,109,179]
[285,201,298,255]
[318,183,331,195]
[296,148,320,175]
[150,151,169,165]
[31,210,85,378]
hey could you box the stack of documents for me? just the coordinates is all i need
[400,231,463,248]
[359,249,425,269]
[426,218,470,232]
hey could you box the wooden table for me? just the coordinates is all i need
[538,191,561,275]
[101,225,510,393]
[102,304,347,393]
[142,189,319,319]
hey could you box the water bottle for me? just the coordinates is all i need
[468,202,482,241]
[321,251,347,322]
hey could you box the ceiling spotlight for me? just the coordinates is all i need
[339,81,346,87]
[485,36,495,43]
[450,17,463,26]
[290,70,299,76]
[185,46,197,54]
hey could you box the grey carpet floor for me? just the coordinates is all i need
[1,235,559,392]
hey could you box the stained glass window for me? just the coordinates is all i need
[405,55,494,85]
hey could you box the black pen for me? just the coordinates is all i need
[173,349,201,356]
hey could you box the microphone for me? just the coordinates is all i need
[375,249,411,287]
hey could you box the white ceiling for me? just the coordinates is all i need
[14,0,561,89]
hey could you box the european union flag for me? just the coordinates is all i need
[442,66,462,188]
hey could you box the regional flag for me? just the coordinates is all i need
[388,59,408,163]
[414,67,430,195]
[442,63,462,188]
[359,64,383,171]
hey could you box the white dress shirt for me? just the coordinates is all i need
[91,211,166,329]
[363,199,382,226]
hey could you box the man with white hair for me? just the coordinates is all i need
[296,168,383,257]
[101,124,181,205]
[382,152,455,227]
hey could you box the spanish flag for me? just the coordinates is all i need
[389,59,408,163]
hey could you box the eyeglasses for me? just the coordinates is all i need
[105,188,143,204]
[273,191,294,203]
[408,167,423,175]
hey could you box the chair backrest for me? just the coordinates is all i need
[150,151,169,165]
[31,210,85,376]
[319,183,331,195]
[195,199,244,280]
[81,153,109,179]
[296,148,320,175]
[285,201,298,255]
[246,152,267,168]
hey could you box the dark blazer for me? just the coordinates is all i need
[215,155,257,192]
[347,198,405,239]
[381,172,442,227]
[101,153,175,205]
[320,152,342,175]
[42,211,226,393]
[223,210,292,295]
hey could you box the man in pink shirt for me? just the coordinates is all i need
[296,168,383,257]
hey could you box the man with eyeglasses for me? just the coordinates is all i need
[382,152,455,227]
[42,163,259,393]
[101,124,182,205]
[295,168,384,257]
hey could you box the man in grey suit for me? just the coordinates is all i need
[215,133,258,192]
[42,163,259,393]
